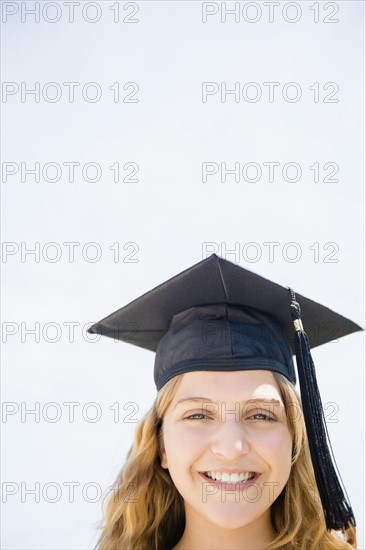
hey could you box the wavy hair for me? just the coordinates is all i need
[95,372,357,550]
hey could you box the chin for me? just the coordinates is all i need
[196,501,269,530]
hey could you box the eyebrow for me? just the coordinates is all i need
[173,397,282,410]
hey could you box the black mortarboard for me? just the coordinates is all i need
[88,253,362,532]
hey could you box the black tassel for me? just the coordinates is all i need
[288,288,356,531]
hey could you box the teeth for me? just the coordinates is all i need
[204,471,255,483]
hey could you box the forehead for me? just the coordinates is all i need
[171,370,283,404]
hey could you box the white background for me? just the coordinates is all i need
[1,1,365,548]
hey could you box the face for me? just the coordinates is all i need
[160,370,293,531]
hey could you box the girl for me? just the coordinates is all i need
[88,254,360,549]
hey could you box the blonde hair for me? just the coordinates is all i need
[95,373,357,550]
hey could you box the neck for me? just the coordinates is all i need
[173,507,275,550]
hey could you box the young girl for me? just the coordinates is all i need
[88,254,360,549]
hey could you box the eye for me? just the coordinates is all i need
[184,412,209,420]
[246,410,276,422]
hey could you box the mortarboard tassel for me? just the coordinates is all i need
[288,288,356,532]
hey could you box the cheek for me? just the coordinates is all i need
[252,426,292,469]
[163,424,209,470]
[257,426,293,474]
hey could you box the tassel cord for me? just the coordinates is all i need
[288,290,356,531]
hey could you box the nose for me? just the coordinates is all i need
[209,415,250,460]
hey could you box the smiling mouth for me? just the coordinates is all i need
[200,471,257,484]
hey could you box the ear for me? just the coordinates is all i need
[159,441,168,469]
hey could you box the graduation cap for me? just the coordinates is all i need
[88,253,362,532]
